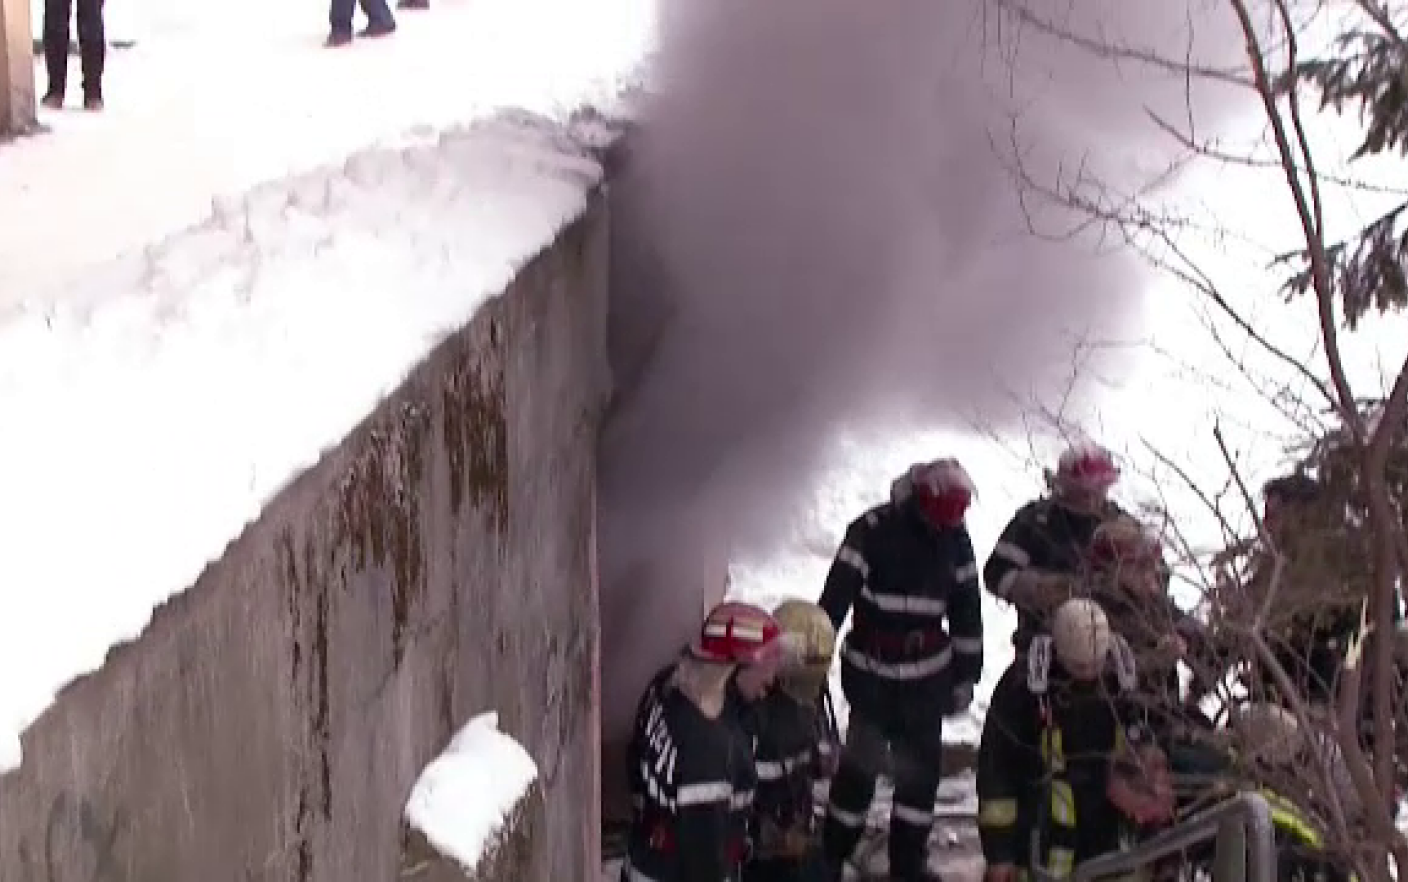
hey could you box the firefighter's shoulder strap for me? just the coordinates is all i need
[1027,632,1138,694]
[1109,632,1138,693]
[1028,634,1054,694]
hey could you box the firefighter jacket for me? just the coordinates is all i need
[747,689,836,859]
[818,491,984,698]
[984,498,1173,654]
[625,663,758,882]
[976,638,1148,877]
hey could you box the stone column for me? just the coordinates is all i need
[0,0,37,138]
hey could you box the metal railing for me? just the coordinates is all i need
[1033,792,1277,882]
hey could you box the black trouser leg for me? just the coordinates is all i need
[822,712,886,869]
[888,718,943,880]
[74,0,105,97]
[743,855,819,882]
[42,0,74,96]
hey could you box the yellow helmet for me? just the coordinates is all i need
[772,600,836,705]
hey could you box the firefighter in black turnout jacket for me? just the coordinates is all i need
[977,599,1176,882]
[985,443,1208,732]
[818,458,986,882]
[623,602,786,882]
[984,443,1141,656]
[744,600,840,882]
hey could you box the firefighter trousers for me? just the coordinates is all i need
[822,707,944,879]
[742,852,829,882]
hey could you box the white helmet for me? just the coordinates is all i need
[1051,598,1111,677]
[1230,703,1301,765]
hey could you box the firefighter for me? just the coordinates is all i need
[817,458,985,882]
[1085,515,1209,726]
[983,442,1147,656]
[744,600,840,882]
[622,601,786,882]
[977,598,1175,882]
[1261,474,1362,705]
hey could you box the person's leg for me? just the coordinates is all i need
[887,710,944,881]
[821,711,887,874]
[328,0,356,43]
[41,0,74,105]
[357,0,396,36]
[73,0,105,108]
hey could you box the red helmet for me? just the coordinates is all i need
[1056,442,1120,493]
[912,458,974,528]
[691,602,782,666]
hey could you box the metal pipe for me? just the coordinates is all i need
[1024,793,1275,882]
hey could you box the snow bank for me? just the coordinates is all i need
[3,0,656,309]
[405,712,540,876]
[0,0,655,774]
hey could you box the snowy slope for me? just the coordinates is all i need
[0,0,657,774]
[4,0,656,311]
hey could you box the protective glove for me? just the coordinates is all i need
[949,682,975,716]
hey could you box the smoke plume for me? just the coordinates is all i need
[598,0,1246,748]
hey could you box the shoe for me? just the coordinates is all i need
[83,91,103,111]
[325,30,353,47]
[41,91,63,109]
[397,0,429,8]
[358,19,396,38]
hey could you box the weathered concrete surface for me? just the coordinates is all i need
[401,782,545,882]
[0,0,36,137]
[0,190,610,881]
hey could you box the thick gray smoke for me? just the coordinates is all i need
[598,0,1246,754]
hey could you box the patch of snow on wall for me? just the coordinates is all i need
[405,712,540,875]
[0,111,619,775]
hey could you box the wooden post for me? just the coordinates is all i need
[0,0,37,138]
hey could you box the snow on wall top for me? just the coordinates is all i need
[0,0,655,774]
[405,712,540,875]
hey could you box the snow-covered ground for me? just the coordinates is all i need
[4,0,655,310]
[0,0,657,773]
[405,711,539,875]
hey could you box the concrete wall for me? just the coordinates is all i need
[0,0,36,137]
[0,181,611,881]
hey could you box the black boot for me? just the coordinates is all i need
[358,17,396,37]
